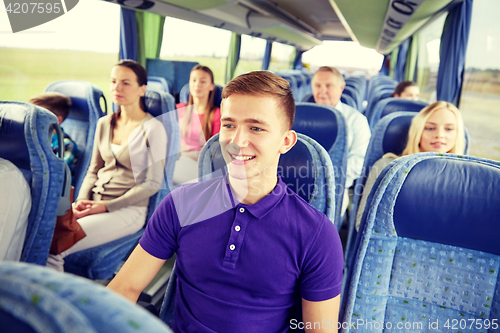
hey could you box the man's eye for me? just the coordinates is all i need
[425,127,435,131]
[252,127,262,132]
[223,124,234,129]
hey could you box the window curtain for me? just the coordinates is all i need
[262,41,272,70]
[225,32,241,83]
[436,0,473,104]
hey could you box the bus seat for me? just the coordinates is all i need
[44,80,106,196]
[148,76,171,94]
[345,112,415,276]
[341,153,500,329]
[341,93,357,109]
[364,87,393,117]
[293,103,348,229]
[179,83,223,108]
[342,86,360,110]
[0,102,65,266]
[275,72,299,101]
[301,94,315,103]
[63,91,181,280]
[0,261,173,333]
[160,133,337,325]
[369,97,428,130]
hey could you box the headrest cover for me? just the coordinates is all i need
[144,91,162,117]
[46,81,103,121]
[394,158,500,255]
[293,104,338,152]
[381,99,428,118]
[0,104,31,170]
[382,115,413,155]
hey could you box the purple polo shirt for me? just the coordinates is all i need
[140,175,343,333]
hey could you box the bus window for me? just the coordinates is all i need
[268,42,295,72]
[159,17,231,86]
[233,35,266,77]
[0,1,119,107]
[460,0,500,162]
[416,14,446,103]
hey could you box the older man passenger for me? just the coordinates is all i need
[312,66,370,215]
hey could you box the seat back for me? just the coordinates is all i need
[64,91,180,280]
[275,72,299,101]
[45,80,106,196]
[148,76,171,93]
[364,87,393,118]
[293,103,347,228]
[0,102,65,265]
[341,93,357,109]
[0,261,172,333]
[369,97,428,129]
[179,83,223,108]
[342,86,360,110]
[341,153,500,331]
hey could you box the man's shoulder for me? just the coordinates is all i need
[280,186,332,225]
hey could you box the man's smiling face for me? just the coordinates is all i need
[219,94,291,183]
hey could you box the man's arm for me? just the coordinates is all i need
[302,296,340,332]
[107,244,166,303]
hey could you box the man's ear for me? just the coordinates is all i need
[279,130,297,154]
[340,82,346,93]
[56,115,64,125]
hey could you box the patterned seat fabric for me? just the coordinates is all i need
[0,102,65,265]
[293,103,347,229]
[64,90,180,280]
[341,153,500,332]
[45,80,106,196]
[0,261,173,333]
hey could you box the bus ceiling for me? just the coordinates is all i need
[103,0,464,54]
[331,0,464,54]
[102,0,352,51]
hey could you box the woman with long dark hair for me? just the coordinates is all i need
[47,59,167,271]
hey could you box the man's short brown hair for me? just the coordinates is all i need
[222,71,295,131]
[29,92,72,120]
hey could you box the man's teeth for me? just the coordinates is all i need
[231,154,254,161]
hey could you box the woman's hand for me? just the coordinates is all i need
[73,200,108,219]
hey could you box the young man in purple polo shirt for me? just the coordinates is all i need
[108,71,344,332]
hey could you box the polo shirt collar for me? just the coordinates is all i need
[236,175,287,220]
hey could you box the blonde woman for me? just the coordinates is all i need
[356,101,466,230]
[173,65,221,184]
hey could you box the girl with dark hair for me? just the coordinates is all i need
[173,65,221,184]
[47,59,167,271]
[392,81,420,101]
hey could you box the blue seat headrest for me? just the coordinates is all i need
[0,104,33,170]
[293,104,338,152]
[45,80,103,121]
[278,140,314,202]
[394,158,500,255]
[144,91,163,117]
[381,98,428,119]
[382,115,413,155]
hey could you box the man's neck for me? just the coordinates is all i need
[228,175,278,205]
